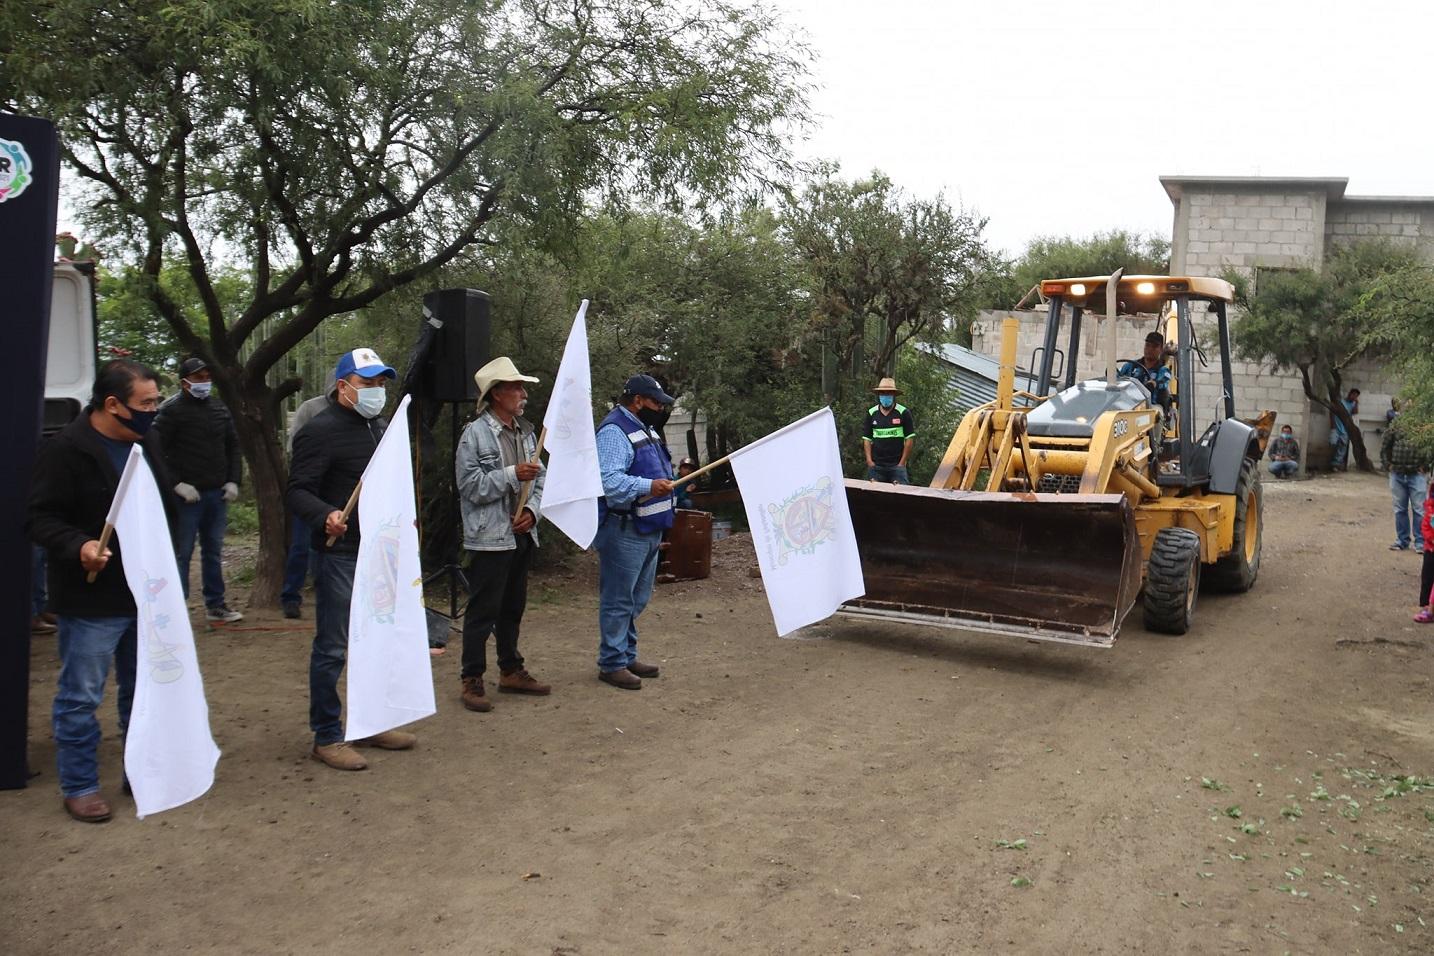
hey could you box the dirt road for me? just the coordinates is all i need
[5,471,1433,953]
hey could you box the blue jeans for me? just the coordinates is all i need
[32,545,47,615]
[867,463,910,484]
[1391,471,1427,549]
[1329,429,1349,470]
[594,517,662,672]
[310,550,355,745]
[175,488,228,607]
[1268,460,1298,479]
[52,616,137,798]
[282,511,315,607]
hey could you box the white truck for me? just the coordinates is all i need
[44,260,98,433]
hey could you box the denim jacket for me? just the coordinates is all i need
[456,411,545,551]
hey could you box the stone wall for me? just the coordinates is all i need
[1171,185,1327,276]
[1325,200,1434,256]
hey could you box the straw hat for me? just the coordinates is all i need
[474,357,539,408]
[872,377,902,395]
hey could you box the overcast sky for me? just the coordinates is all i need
[768,0,1434,255]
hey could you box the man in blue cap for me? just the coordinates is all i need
[287,347,418,770]
[593,374,677,689]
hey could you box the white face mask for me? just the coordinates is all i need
[185,380,213,400]
[351,385,386,419]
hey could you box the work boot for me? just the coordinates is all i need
[311,742,368,771]
[599,668,642,690]
[63,792,112,823]
[499,668,551,695]
[461,676,492,712]
[627,660,660,679]
[355,730,416,750]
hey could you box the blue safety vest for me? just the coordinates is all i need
[596,407,675,533]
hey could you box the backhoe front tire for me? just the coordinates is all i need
[1204,457,1262,593]
[1143,527,1202,635]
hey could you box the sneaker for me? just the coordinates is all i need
[206,605,244,623]
[499,668,551,695]
[461,676,492,712]
[282,602,301,619]
[311,742,367,771]
[355,730,416,750]
[1390,543,1408,551]
[1415,609,1434,624]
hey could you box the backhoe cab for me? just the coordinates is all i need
[842,273,1269,645]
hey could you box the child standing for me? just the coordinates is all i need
[1416,482,1434,622]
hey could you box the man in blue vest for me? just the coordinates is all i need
[594,374,677,690]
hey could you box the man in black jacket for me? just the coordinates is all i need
[155,356,244,623]
[27,359,178,823]
[287,347,418,771]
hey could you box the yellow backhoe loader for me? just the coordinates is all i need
[841,272,1268,646]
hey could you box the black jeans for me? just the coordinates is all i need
[461,534,534,679]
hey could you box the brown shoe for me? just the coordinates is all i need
[628,660,660,679]
[599,668,642,690]
[355,730,416,750]
[30,615,57,634]
[311,742,368,771]
[461,676,492,712]
[63,792,112,823]
[499,668,551,695]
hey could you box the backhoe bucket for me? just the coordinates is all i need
[841,480,1142,647]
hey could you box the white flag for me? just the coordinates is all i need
[540,300,604,549]
[728,407,866,636]
[345,394,437,741]
[109,445,220,818]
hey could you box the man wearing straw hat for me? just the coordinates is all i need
[288,347,416,771]
[455,357,549,713]
[862,377,916,484]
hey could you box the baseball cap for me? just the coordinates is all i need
[334,347,396,381]
[178,356,208,378]
[623,373,674,405]
[1144,331,1165,345]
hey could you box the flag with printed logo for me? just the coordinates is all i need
[345,394,437,740]
[728,407,865,636]
[540,300,604,549]
[109,445,220,818]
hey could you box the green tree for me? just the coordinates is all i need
[1230,239,1422,472]
[2,0,809,602]
[97,262,253,378]
[985,230,1171,310]
[783,169,995,398]
[1348,256,1434,459]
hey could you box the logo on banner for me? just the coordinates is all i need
[0,138,33,204]
[765,476,837,566]
[138,574,184,684]
[363,518,404,625]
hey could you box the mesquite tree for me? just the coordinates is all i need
[3,0,808,602]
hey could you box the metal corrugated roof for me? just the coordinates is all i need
[921,342,1044,414]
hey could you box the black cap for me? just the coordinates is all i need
[1144,332,1164,346]
[623,373,674,405]
[178,356,208,377]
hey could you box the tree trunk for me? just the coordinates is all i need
[1325,387,1373,472]
[227,384,291,607]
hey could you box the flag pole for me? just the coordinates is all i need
[85,522,114,583]
[326,480,363,547]
[513,427,547,518]
[670,454,729,490]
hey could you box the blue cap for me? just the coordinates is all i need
[623,373,674,405]
[334,347,396,382]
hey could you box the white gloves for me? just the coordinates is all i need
[222,482,240,503]
[175,482,200,504]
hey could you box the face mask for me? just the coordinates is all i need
[637,406,667,429]
[352,386,387,419]
[186,380,213,400]
[115,403,158,437]
[878,395,895,410]
[1281,433,1292,440]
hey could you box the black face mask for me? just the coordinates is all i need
[637,406,668,430]
[115,403,159,437]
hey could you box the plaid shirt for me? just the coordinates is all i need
[1382,428,1425,475]
[1269,434,1299,462]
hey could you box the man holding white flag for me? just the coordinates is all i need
[728,407,865,636]
[289,348,424,771]
[27,359,183,822]
[539,300,604,550]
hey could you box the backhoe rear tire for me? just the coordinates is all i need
[1204,457,1262,593]
[1143,527,1202,635]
